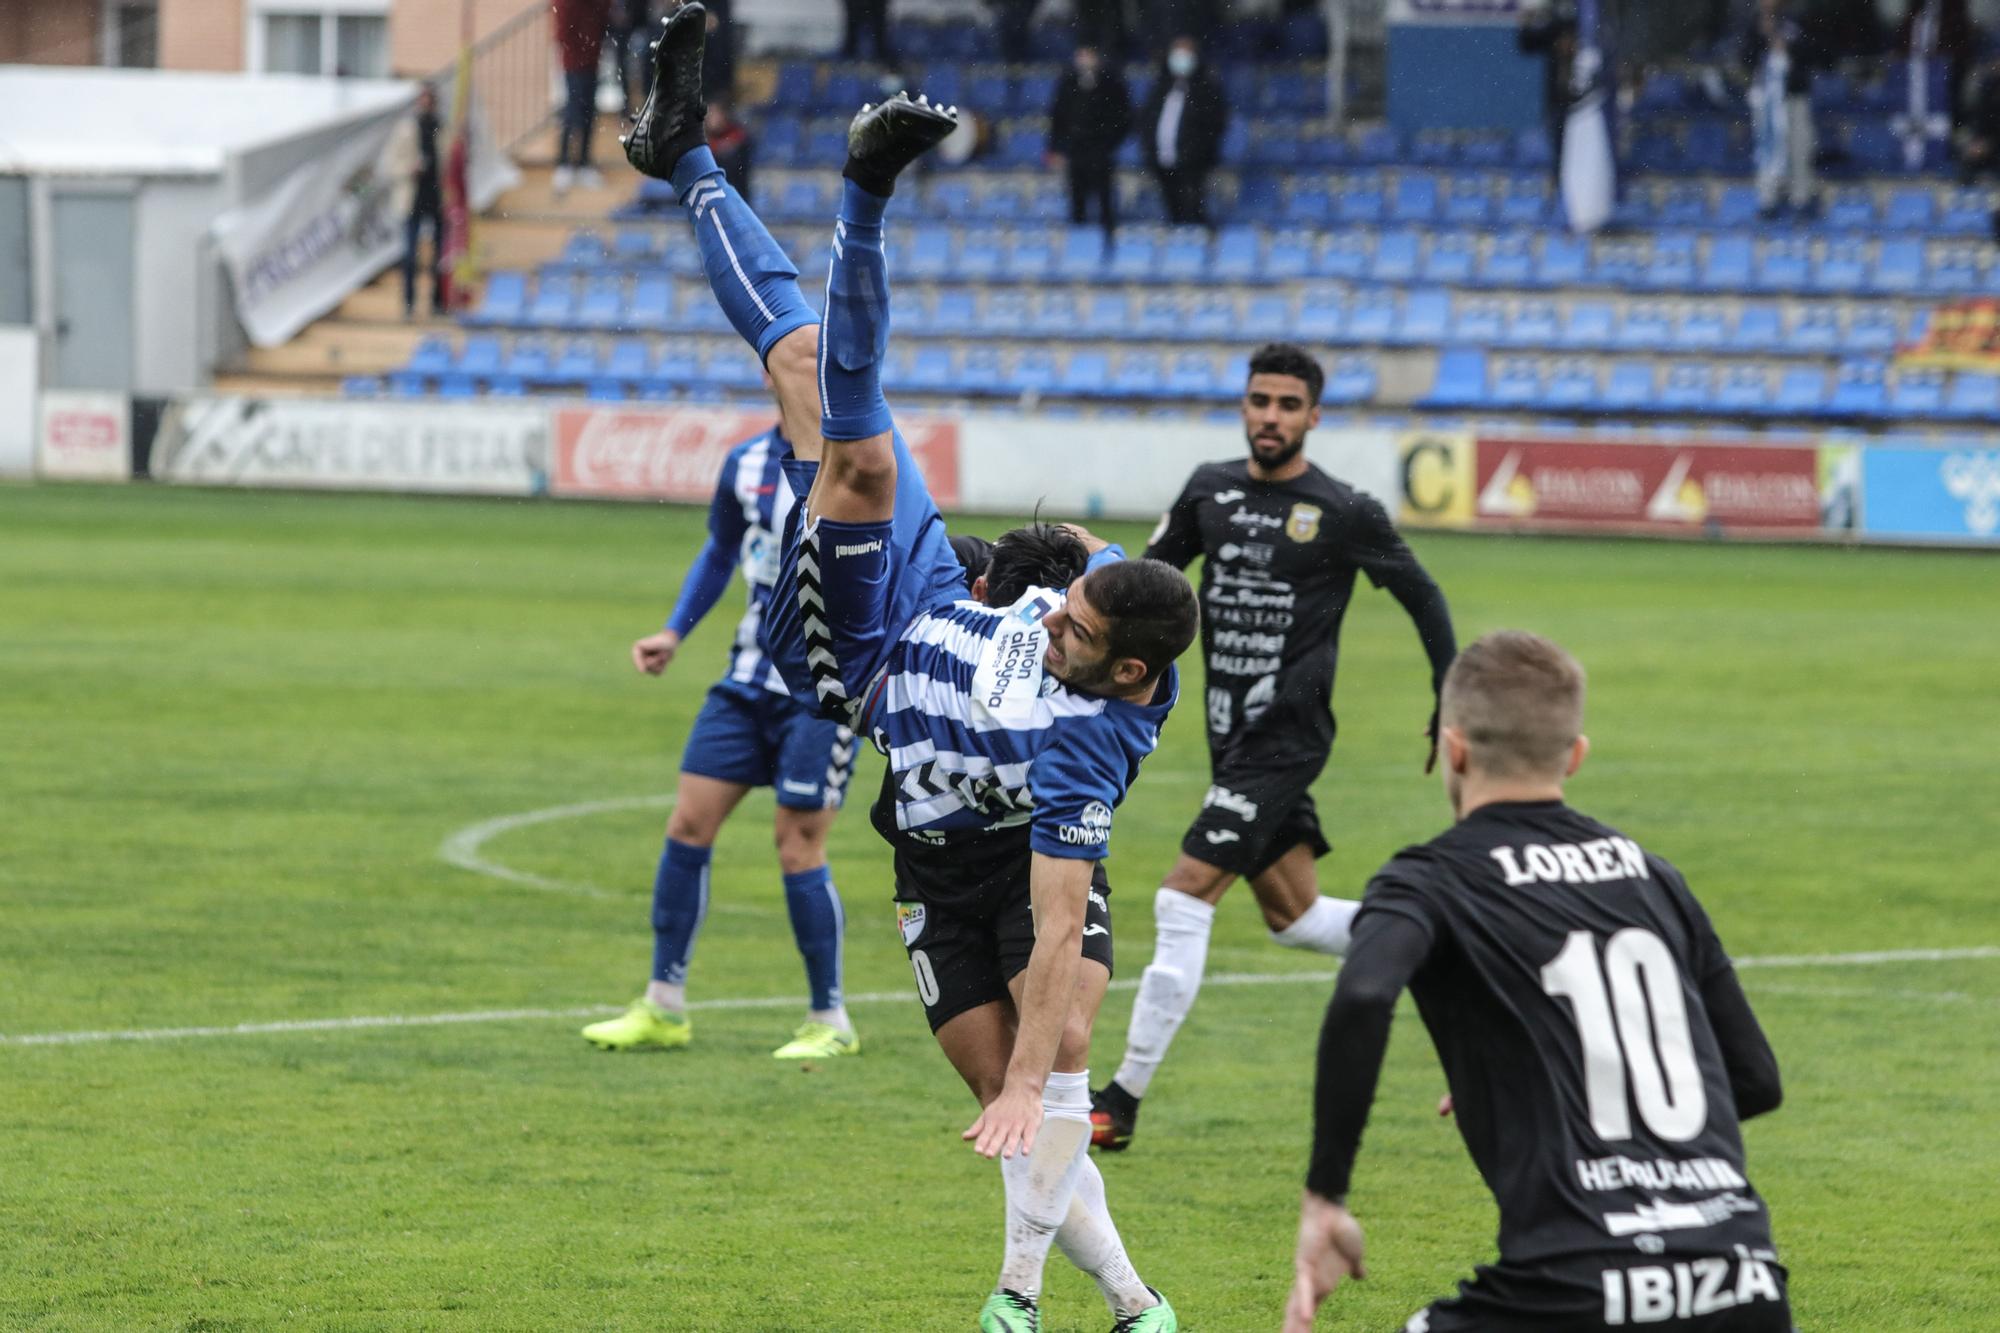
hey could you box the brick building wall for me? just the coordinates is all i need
[0,1,101,66]
[391,0,538,77]
[158,0,245,71]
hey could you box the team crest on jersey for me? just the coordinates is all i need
[896,901,926,946]
[1285,503,1323,542]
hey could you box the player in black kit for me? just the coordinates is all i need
[1285,631,1790,1333]
[1094,343,1457,1151]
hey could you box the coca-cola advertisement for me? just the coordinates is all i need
[37,391,131,482]
[1471,438,1829,534]
[552,406,961,508]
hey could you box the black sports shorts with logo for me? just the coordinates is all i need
[1181,744,1332,879]
[1398,1252,1794,1333]
[887,823,1113,1033]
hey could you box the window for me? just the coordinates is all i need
[252,4,389,79]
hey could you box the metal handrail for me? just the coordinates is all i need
[427,1,559,154]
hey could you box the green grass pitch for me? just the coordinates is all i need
[2,482,1997,1331]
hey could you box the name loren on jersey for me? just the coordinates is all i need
[1491,836,1650,887]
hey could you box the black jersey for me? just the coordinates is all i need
[1145,459,1453,761]
[1308,800,1783,1270]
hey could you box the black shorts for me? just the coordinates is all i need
[888,827,1113,1033]
[1180,744,1332,879]
[1402,1252,1793,1333]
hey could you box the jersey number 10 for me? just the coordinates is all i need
[1541,929,1709,1143]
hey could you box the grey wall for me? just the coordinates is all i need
[133,177,225,393]
[0,177,27,327]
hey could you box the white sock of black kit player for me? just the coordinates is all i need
[1270,895,1360,954]
[1112,888,1216,1098]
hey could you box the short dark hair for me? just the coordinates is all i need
[984,523,1090,606]
[1246,342,1325,405]
[1441,630,1587,777]
[1087,558,1199,685]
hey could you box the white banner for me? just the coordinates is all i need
[955,417,1399,521]
[152,396,548,495]
[0,327,34,477]
[1386,0,1523,24]
[37,390,130,481]
[214,94,519,350]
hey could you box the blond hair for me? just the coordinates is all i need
[1440,630,1586,778]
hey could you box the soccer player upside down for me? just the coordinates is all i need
[624,8,1198,1329]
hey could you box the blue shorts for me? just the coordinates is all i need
[763,429,965,724]
[679,679,858,810]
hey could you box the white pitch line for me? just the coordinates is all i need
[3,948,1994,1050]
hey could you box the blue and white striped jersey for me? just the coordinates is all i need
[669,430,797,696]
[861,585,1180,861]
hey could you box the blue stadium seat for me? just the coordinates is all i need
[1354,126,1402,165]
[1715,365,1770,413]
[528,276,577,327]
[1316,232,1370,280]
[1560,301,1615,350]
[504,337,552,380]
[1186,293,1235,340]
[1752,239,1810,292]
[1389,174,1440,223]
[1421,232,1477,285]
[1399,288,1453,345]
[576,277,624,330]
[985,290,1031,337]
[601,338,648,384]
[1544,360,1598,410]
[1811,240,1869,294]
[1423,348,1490,408]
[1083,290,1131,336]
[1887,368,1946,417]
[705,344,763,390]
[1334,180,1384,225]
[1442,174,1494,226]
[457,334,504,377]
[1821,187,1876,231]
[1772,366,1828,415]
[1280,181,1333,226]
[906,345,957,392]
[928,179,976,219]
[1602,362,1656,410]
[1208,226,1259,282]
[1938,189,1991,235]
[560,230,607,268]
[1370,229,1421,284]
[1639,233,1698,291]
[1592,242,1645,289]
[1536,235,1589,287]
[586,379,626,402]
[1108,231,1159,282]
[1159,230,1208,281]
[1829,359,1888,416]
[1944,371,2000,418]
[1497,176,1551,226]
[1674,305,1728,351]
[967,72,1013,114]
[1295,287,1346,340]
[1348,291,1398,343]
[1055,227,1108,279]
[552,338,599,382]
[1491,358,1544,408]
[386,370,428,397]
[1789,306,1841,352]
[819,70,869,114]
[469,271,527,326]
[1327,355,1378,405]
[1615,304,1672,352]
[1657,183,1709,227]
[1460,132,1511,167]
[487,374,527,397]
[1847,308,1903,353]
[1113,351,1166,398]
[931,288,978,336]
[1658,363,1715,412]
[997,121,1046,168]
[1012,347,1059,395]
[959,346,1005,396]
[956,230,1005,281]
[1478,233,1535,288]
[771,62,815,109]
[1057,349,1111,396]
[1137,293,1183,338]
[675,290,729,333]
[408,336,454,376]
[1503,301,1559,347]
[1928,247,1983,294]
[1512,127,1553,172]
[435,372,477,399]
[1030,290,1080,337]
[1244,293,1293,340]
[341,375,381,397]
[648,340,697,385]
[1728,303,1782,352]
[1025,182,1069,223]
[1015,70,1058,115]
[905,227,954,281]
[1454,299,1505,344]
[1698,235,1754,292]
[1167,352,1219,398]
[756,120,803,166]
[626,273,674,330]
[1872,237,1925,294]
[1712,185,1762,229]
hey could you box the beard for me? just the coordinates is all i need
[1051,652,1120,696]
[1246,429,1305,470]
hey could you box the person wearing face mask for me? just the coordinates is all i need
[1141,35,1228,228]
[1048,45,1133,238]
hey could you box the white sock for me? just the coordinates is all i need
[1270,895,1360,955]
[809,1006,851,1032]
[644,981,686,1013]
[996,1070,1092,1300]
[1056,1154,1158,1317]
[1112,889,1216,1099]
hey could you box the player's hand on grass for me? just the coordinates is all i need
[1282,1191,1367,1332]
[964,1080,1043,1160]
[1438,1093,1453,1117]
[1058,522,1110,555]
[632,630,681,676]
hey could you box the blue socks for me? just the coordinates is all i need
[650,838,712,986]
[670,145,819,363]
[782,866,846,1013]
[818,179,897,443]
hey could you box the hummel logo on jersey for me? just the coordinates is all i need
[834,539,884,558]
[1213,489,1245,504]
[1202,785,1259,821]
[1205,830,1242,845]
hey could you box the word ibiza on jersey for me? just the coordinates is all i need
[861,582,1178,859]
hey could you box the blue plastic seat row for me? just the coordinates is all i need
[1423,350,1994,420]
[879,345,1373,402]
[462,270,681,331]
[400,335,762,391]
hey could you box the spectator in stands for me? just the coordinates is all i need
[1517,0,1577,188]
[1956,50,2000,183]
[989,0,1041,64]
[1146,0,1218,54]
[393,84,444,320]
[608,0,645,117]
[1744,0,1825,219]
[1142,35,1228,228]
[552,0,610,195]
[841,0,897,64]
[1898,0,1974,129]
[706,97,754,199]
[1076,0,1129,57]
[1048,44,1132,237]
[702,0,737,105]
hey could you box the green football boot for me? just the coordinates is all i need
[771,1020,860,1059]
[1111,1288,1177,1332]
[978,1289,1040,1332]
[581,998,691,1051]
